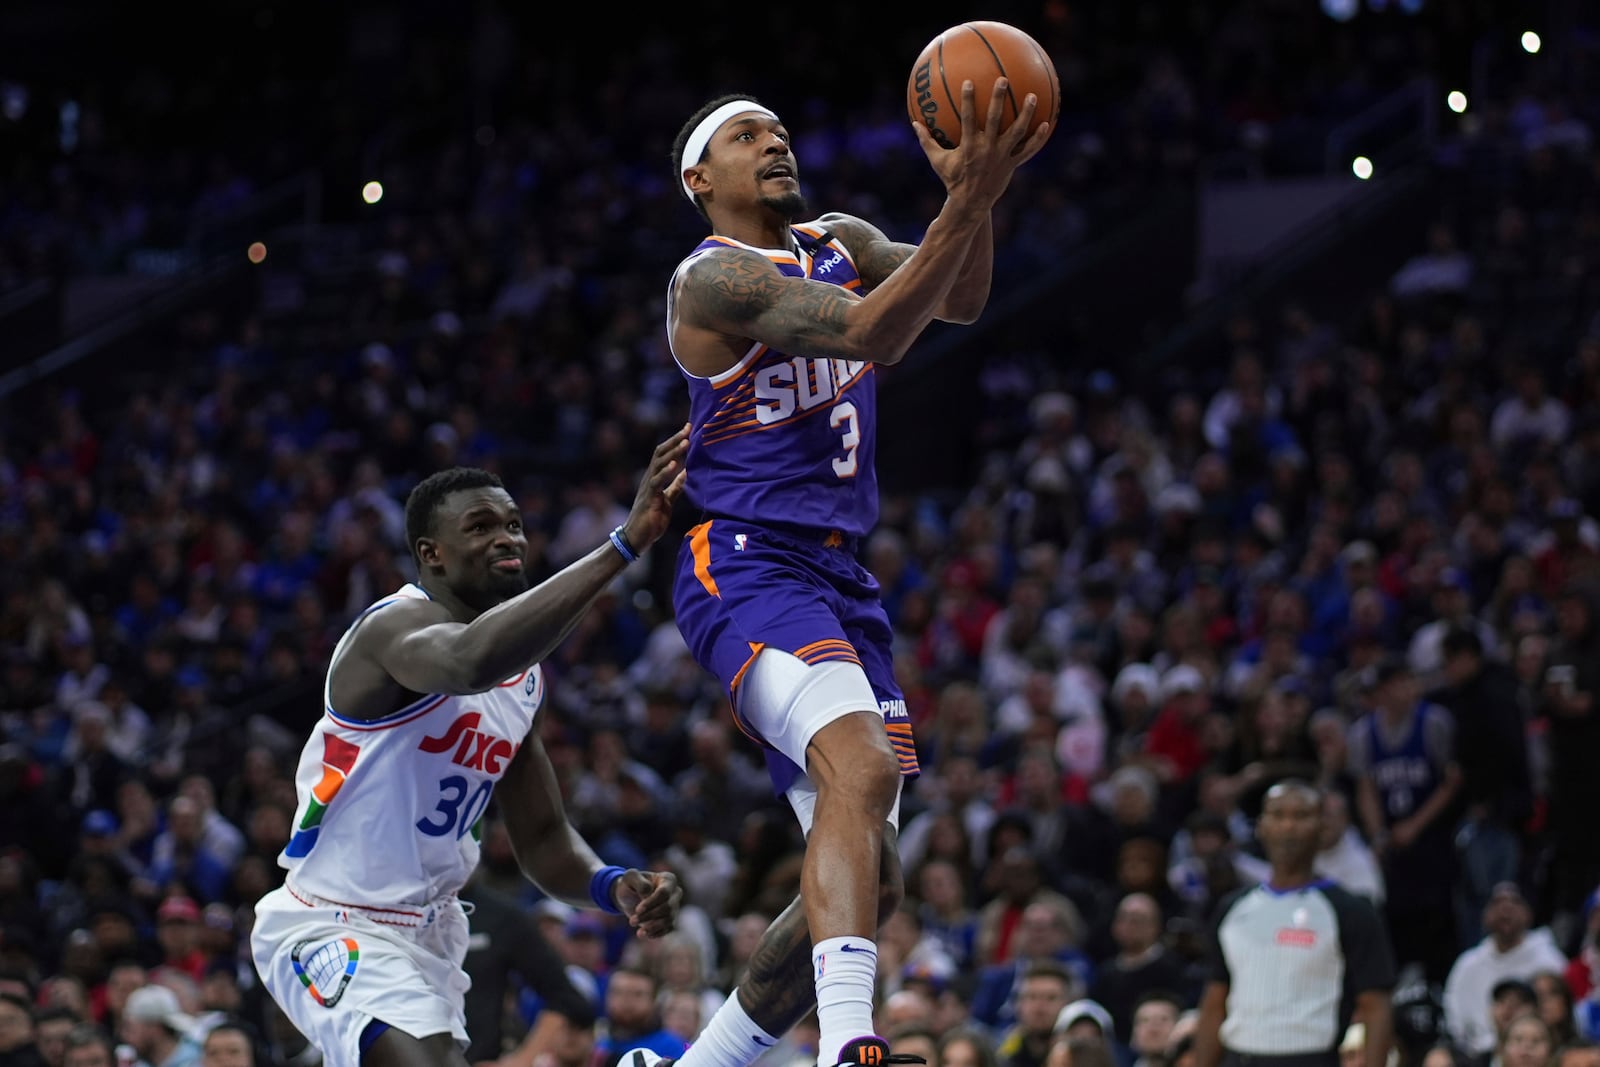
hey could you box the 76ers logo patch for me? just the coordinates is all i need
[291,937,360,1007]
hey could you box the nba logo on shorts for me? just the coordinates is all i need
[735,534,747,551]
[291,937,361,1007]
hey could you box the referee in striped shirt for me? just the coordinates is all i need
[1194,779,1396,1067]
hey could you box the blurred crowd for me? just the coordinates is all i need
[5,6,1600,1067]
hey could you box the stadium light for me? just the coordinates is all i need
[1447,91,1468,114]
[1522,31,1542,53]
[247,242,267,264]
[362,181,384,205]
[1351,156,1374,180]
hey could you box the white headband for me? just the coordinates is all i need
[681,100,779,202]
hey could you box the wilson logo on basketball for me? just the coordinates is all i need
[1276,928,1317,947]
[418,712,520,775]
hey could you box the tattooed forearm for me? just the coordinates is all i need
[854,242,914,291]
[685,250,857,357]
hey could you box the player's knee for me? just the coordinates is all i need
[809,716,901,815]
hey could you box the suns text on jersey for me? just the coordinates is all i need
[753,357,868,424]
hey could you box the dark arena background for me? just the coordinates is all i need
[2,2,1600,1067]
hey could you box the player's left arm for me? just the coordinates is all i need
[822,212,993,325]
[496,729,681,937]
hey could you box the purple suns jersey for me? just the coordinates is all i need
[666,223,880,539]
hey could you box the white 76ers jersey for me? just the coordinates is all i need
[278,583,544,907]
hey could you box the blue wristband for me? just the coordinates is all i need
[608,526,639,564]
[589,865,626,914]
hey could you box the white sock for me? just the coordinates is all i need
[675,991,781,1067]
[812,936,878,1067]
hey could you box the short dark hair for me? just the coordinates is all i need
[607,964,657,991]
[404,468,504,565]
[35,1005,79,1027]
[1021,959,1075,989]
[63,1023,113,1053]
[201,1016,265,1067]
[671,93,773,220]
[1134,989,1185,1015]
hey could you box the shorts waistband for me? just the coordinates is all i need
[701,514,858,552]
[284,877,461,929]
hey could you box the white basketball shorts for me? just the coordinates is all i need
[250,882,472,1067]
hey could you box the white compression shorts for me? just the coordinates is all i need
[734,648,904,836]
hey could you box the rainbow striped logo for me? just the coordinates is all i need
[290,937,360,1007]
[285,734,361,858]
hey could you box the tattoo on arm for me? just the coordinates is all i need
[735,898,816,1036]
[853,242,913,291]
[685,250,855,356]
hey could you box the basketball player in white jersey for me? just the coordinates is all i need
[251,427,691,1067]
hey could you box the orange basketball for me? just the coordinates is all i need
[907,21,1060,151]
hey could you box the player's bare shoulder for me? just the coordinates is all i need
[338,596,449,674]
[813,212,911,290]
[326,595,455,719]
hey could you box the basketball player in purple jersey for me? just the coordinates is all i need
[643,82,1049,1067]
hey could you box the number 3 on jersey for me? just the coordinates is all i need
[831,400,859,479]
[418,775,493,839]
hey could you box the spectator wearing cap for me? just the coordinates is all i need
[150,897,206,987]
[1429,627,1534,945]
[118,986,200,1067]
[1144,666,1212,789]
[1441,883,1568,1058]
[1346,658,1463,983]
[1107,666,1164,768]
[1051,998,1120,1067]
